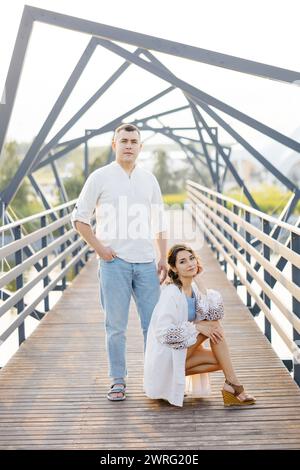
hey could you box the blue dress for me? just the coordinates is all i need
[186,289,196,321]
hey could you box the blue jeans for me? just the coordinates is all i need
[98,257,160,385]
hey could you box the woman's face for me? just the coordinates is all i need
[173,250,199,279]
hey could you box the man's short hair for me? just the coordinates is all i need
[113,123,141,141]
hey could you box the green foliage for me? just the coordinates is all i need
[152,148,212,194]
[0,141,31,206]
[226,184,300,215]
[88,150,109,173]
[59,149,109,202]
[152,149,178,194]
[63,173,85,201]
[163,193,187,208]
[0,141,44,226]
[6,279,17,292]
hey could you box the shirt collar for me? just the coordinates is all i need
[112,160,139,176]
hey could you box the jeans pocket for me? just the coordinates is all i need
[103,257,117,264]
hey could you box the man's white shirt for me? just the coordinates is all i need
[71,161,167,263]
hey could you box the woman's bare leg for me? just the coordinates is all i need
[209,323,255,400]
[185,322,254,400]
[208,324,238,383]
[186,339,222,375]
[186,333,208,360]
[186,363,221,375]
[186,347,219,370]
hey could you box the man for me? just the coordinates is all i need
[71,123,168,401]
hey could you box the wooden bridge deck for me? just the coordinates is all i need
[1,214,300,449]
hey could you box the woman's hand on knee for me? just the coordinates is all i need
[195,321,224,344]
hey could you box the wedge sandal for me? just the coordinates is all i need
[222,379,255,406]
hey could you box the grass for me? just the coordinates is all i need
[163,193,187,208]
[162,185,300,216]
[226,185,300,215]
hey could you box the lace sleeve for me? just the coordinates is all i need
[157,321,198,350]
[195,289,224,321]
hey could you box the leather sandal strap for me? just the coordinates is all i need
[109,387,125,393]
[111,384,126,390]
[225,379,244,396]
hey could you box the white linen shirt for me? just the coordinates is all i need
[71,161,167,263]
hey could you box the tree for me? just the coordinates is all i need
[61,148,110,202]
[62,173,85,201]
[185,159,211,187]
[152,149,178,194]
[0,141,37,218]
[88,148,110,174]
[152,147,212,193]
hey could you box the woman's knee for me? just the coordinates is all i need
[211,320,225,336]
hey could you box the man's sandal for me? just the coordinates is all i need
[107,383,126,401]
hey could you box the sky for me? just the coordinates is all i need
[1,0,300,154]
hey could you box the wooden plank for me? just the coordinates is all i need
[0,210,300,449]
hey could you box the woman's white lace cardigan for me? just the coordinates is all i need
[158,289,224,349]
[157,319,198,350]
[144,283,222,406]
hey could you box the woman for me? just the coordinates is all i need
[144,244,256,407]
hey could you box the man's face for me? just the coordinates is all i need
[112,129,142,165]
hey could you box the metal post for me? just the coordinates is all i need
[0,200,5,301]
[263,220,271,342]
[41,215,49,311]
[292,232,300,385]
[59,209,67,291]
[233,206,239,287]
[215,194,222,261]
[245,211,253,308]
[13,224,25,345]
[209,194,215,253]
[214,128,220,192]
[222,199,228,274]
[74,233,80,276]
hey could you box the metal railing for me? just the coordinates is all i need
[0,199,94,351]
[187,180,300,385]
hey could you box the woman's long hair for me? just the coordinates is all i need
[166,244,203,290]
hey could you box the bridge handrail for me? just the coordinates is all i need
[187,181,300,382]
[0,213,71,260]
[187,180,300,236]
[187,191,300,332]
[0,200,94,351]
[0,199,77,234]
[187,185,300,268]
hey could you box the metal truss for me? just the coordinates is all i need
[0,4,299,364]
[0,4,299,225]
